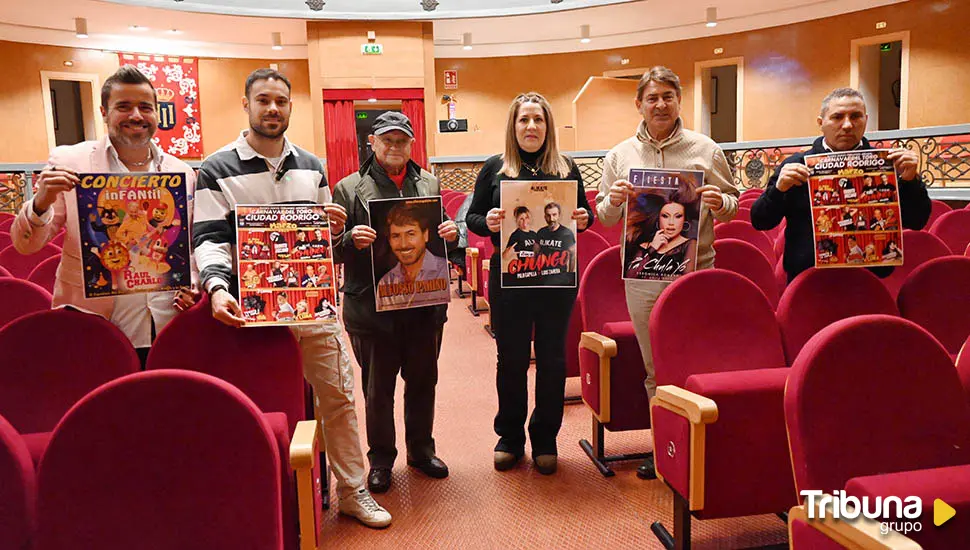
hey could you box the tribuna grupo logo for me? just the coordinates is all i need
[801,490,923,536]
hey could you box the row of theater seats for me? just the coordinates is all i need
[0,212,64,294]
[0,299,326,550]
[575,258,970,547]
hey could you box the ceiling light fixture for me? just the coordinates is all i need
[129,25,148,32]
[421,0,440,11]
[63,60,74,67]
[272,32,283,51]
[74,17,88,39]
[580,24,591,44]
[462,33,472,51]
[551,0,563,3]
[168,29,183,35]
[706,7,718,28]
[367,98,377,103]
[306,0,326,10]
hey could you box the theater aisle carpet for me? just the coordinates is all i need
[319,288,788,549]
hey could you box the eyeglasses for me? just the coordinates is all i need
[378,136,412,149]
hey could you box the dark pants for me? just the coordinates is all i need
[489,259,576,458]
[349,324,443,469]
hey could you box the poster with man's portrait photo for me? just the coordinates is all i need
[234,204,338,327]
[370,196,451,312]
[622,168,703,282]
[499,180,578,288]
[804,149,904,269]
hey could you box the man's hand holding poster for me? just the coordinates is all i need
[370,196,451,312]
[76,172,191,298]
[622,168,702,282]
[499,180,578,288]
[235,204,338,327]
[804,149,904,268]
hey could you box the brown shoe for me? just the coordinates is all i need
[493,451,520,471]
[534,454,557,475]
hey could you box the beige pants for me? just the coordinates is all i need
[623,279,670,400]
[291,324,366,501]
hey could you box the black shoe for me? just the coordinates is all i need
[367,467,392,493]
[407,456,449,479]
[636,455,657,480]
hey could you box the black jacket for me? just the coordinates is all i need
[332,155,456,335]
[750,137,930,280]
[467,153,594,247]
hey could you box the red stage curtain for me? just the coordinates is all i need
[322,100,360,189]
[401,99,428,170]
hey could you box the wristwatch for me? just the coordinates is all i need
[208,283,229,297]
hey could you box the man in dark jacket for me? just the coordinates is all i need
[751,87,929,282]
[333,112,458,494]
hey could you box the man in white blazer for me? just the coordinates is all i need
[9,65,198,365]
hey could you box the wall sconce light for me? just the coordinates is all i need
[272,32,283,51]
[706,7,718,28]
[580,24,591,44]
[462,33,472,51]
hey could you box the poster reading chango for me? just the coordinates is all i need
[76,172,192,298]
[804,149,903,269]
[499,180,578,289]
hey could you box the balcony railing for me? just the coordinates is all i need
[3,125,968,214]
[429,124,970,201]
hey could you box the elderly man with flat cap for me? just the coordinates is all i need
[333,112,458,494]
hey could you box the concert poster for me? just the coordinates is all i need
[499,179,578,288]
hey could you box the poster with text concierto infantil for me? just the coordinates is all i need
[76,172,191,298]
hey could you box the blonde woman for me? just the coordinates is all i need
[467,92,594,474]
[595,67,738,478]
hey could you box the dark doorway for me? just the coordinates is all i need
[50,80,86,146]
[355,108,400,168]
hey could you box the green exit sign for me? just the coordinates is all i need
[880,43,892,52]
[361,43,383,55]
[356,112,368,120]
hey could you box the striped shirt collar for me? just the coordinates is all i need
[233,130,299,161]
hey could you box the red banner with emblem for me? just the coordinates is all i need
[118,54,204,159]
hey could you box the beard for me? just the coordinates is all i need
[110,122,156,148]
[250,115,289,139]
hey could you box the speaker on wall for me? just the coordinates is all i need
[439,119,468,133]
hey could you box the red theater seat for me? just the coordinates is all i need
[565,230,610,387]
[927,199,952,229]
[0,231,11,252]
[898,256,970,358]
[26,255,59,295]
[0,278,51,330]
[578,245,652,476]
[49,230,65,249]
[0,218,13,233]
[0,309,138,465]
[649,269,794,547]
[0,265,10,277]
[776,268,898,365]
[930,209,970,255]
[713,220,774,263]
[713,238,780,308]
[0,413,35,550]
[33,370,313,550]
[465,233,492,317]
[148,297,308,550]
[0,243,60,279]
[786,315,970,549]
[879,229,950,300]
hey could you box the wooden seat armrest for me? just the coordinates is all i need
[653,385,718,425]
[788,503,920,550]
[580,331,617,358]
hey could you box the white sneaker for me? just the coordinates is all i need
[339,488,393,529]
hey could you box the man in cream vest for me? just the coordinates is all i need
[9,65,197,365]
